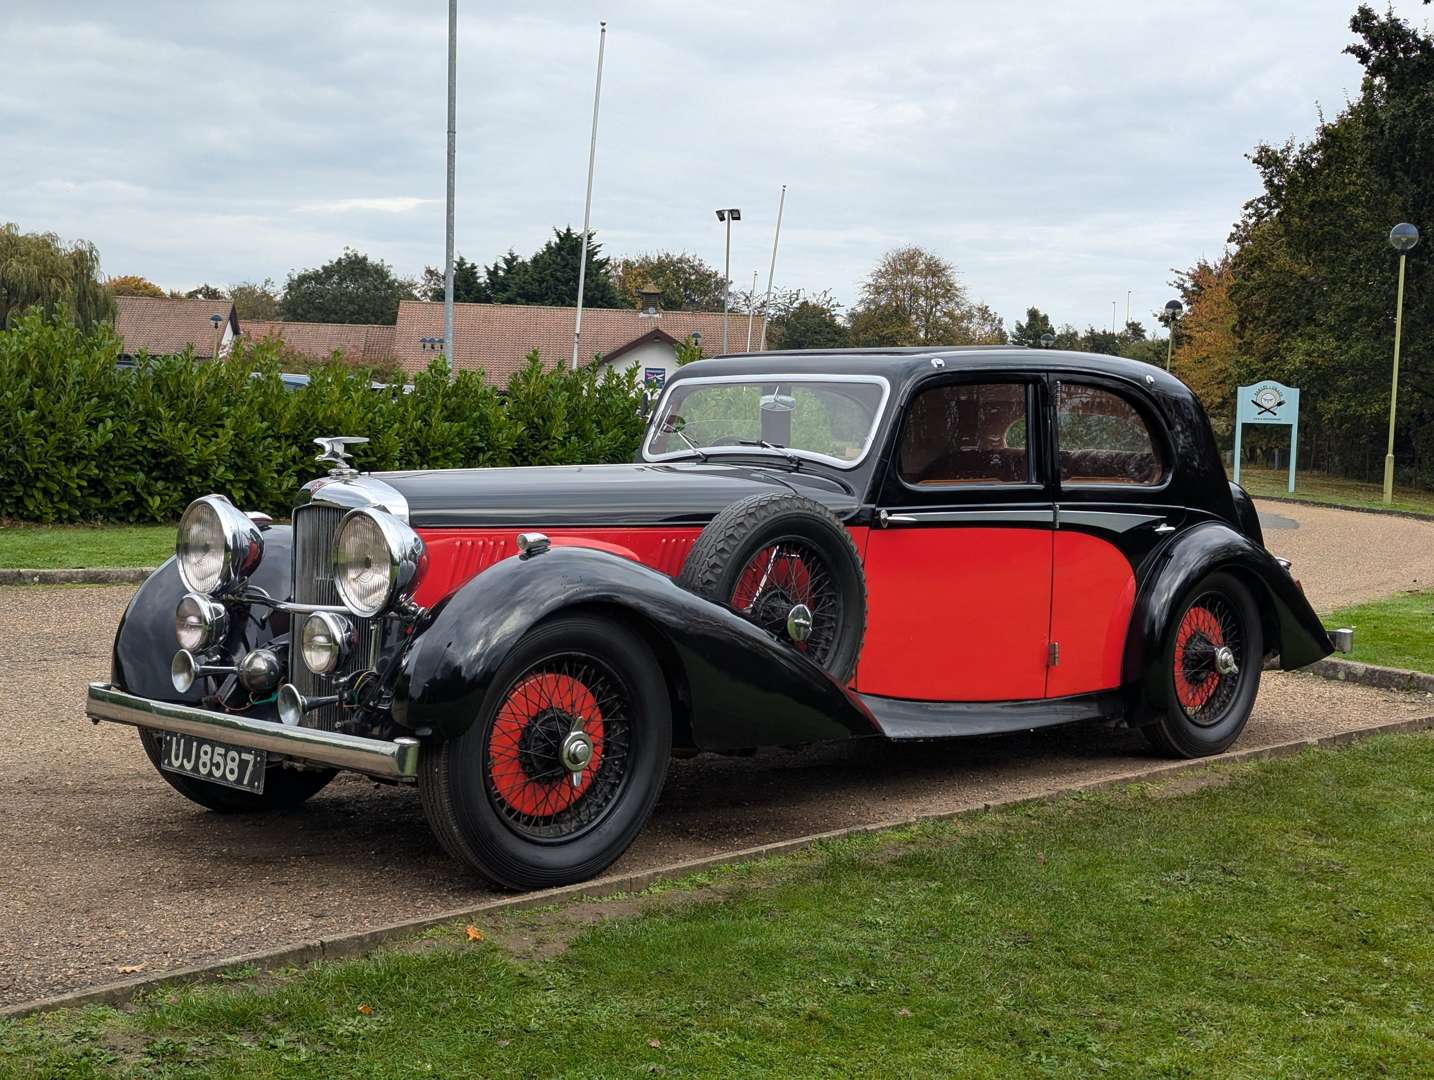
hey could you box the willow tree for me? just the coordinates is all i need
[0,223,115,330]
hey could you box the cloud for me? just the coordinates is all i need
[2,0,1426,324]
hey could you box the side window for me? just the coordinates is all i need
[1056,382,1165,486]
[898,382,1031,486]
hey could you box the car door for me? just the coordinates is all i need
[1046,376,1176,698]
[857,374,1055,702]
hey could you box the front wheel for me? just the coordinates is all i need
[419,614,672,890]
[1142,572,1263,758]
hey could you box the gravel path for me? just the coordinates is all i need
[3,501,1431,1006]
[1255,499,1434,611]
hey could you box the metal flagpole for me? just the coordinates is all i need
[745,270,757,350]
[757,184,785,351]
[572,21,607,371]
[443,0,457,377]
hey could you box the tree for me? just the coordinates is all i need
[950,301,1007,345]
[174,283,226,301]
[611,251,727,311]
[280,249,416,325]
[848,302,915,347]
[420,256,487,303]
[1010,306,1056,346]
[772,299,849,350]
[0,222,114,330]
[108,274,165,298]
[501,227,623,308]
[228,279,281,320]
[852,246,967,344]
[1171,254,1243,423]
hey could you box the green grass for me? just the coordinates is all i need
[0,523,174,569]
[1241,465,1434,516]
[1326,589,1434,673]
[6,735,1434,1077]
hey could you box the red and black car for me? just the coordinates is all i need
[87,346,1334,888]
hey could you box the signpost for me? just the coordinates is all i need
[1233,381,1300,493]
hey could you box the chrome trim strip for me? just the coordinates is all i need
[86,682,419,780]
[874,509,1055,525]
[640,373,892,471]
[297,474,410,520]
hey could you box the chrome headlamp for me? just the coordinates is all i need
[175,592,229,651]
[301,610,352,675]
[332,508,427,617]
[175,495,264,595]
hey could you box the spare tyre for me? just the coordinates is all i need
[677,492,867,682]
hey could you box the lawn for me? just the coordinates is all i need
[1326,588,1434,674]
[5,734,1434,1077]
[0,523,174,569]
[1240,465,1434,516]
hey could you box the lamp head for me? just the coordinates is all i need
[1390,223,1420,253]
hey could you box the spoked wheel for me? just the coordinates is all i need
[729,538,844,671]
[419,614,671,889]
[1144,572,1263,758]
[678,493,867,682]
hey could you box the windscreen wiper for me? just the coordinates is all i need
[662,423,708,462]
[734,440,801,469]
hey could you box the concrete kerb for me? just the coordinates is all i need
[0,568,154,586]
[6,711,1434,1021]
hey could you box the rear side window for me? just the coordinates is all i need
[1056,383,1164,486]
[898,382,1031,486]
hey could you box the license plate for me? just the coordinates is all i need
[159,733,266,794]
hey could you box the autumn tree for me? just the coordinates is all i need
[108,274,165,298]
[228,279,281,320]
[611,251,726,311]
[0,222,114,330]
[849,246,1004,345]
[1170,255,1243,425]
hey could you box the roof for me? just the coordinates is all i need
[390,301,755,384]
[240,320,397,365]
[114,296,239,359]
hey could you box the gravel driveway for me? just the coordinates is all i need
[3,500,1432,1007]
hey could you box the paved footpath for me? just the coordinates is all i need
[1,498,1430,1006]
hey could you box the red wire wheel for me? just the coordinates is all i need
[1171,592,1245,726]
[482,656,631,841]
[728,539,841,668]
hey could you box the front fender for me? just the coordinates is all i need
[1123,521,1332,703]
[393,545,878,750]
[111,526,294,703]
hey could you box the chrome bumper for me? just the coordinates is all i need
[86,682,420,780]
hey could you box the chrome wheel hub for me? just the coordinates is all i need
[560,730,594,786]
[1214,645,1239,676]
[786,603,813,643]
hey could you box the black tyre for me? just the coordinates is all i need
[1142,572,1263,758]
[418,614,672,890]
[138,729,337,812]
[677,492,867,682]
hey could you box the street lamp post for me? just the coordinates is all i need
[1163,300,1183,371]
[715,208,740,352]
[1384,222,1421,503]
[1039,332,1055,348]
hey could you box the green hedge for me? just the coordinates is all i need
[0,312,647,523]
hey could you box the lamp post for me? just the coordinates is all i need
[1163,300,1183,371]
[1040,332,1055,348]
[1384,222,1421,503]
[715,208,740,352]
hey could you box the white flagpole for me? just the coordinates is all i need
[757,184,785,350]
[745,270,758,350]
[572,21,607,371]
[443,0,457,377]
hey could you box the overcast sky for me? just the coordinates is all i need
[3,1,1428,334]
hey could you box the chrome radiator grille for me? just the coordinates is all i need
[291,504,379,729]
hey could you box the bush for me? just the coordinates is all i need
[0,311,646,523]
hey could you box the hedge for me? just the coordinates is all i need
[0,312,647,524]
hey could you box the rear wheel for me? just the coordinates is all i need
[138,729,336,812]
[419,614,672,890]
[678,493,867,682]
[1142,572,1263,758]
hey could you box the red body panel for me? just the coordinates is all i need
[1045,532,1136,698]
[856,527,1054,702]
[414,527,704,607]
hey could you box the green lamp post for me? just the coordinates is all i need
[1383,223,1420,504]
[1163,300,1183,371]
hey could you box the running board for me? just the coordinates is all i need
[859,690,1125,741]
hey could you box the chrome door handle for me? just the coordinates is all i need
[1153,523,1175,534]
[878,509,919,527]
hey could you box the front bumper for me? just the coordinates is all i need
[86,682,420,780]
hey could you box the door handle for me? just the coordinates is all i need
[878,509,918,527]
[1153,523,1175,534]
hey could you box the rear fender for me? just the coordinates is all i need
[393,545,878,749]
[1123,521,1332,704]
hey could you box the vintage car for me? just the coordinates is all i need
[86,346,1335,889]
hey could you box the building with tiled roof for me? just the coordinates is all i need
[114,296,239,360]
[241,320,396,366]
[391,300,762,385]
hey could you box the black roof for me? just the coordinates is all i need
[673,345,1193,403]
